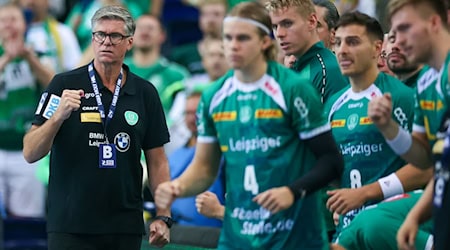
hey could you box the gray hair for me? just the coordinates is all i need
[91,5,136,36]
[313,0,340,30]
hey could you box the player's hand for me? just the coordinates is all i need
[396,216,419,250]
[368,93,393,131]
[149,219,170,248]
[53,89,84,122]
[253,186,294,214]
[154,180,181,210]
[326,188,367,215]
[195,191,224,219]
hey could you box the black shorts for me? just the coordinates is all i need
[48,232,142,250]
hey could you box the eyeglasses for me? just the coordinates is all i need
[92,31,131,45]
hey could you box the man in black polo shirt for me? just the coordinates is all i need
[23,5,171,250]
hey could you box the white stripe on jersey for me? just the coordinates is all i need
[327,84,383,122]
[416,68,439,95]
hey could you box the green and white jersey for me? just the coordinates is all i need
[325,72,415,232]
[0,46,40,150]
[197,61,329,250]
[336,190,433,250]
[413,66,443,147]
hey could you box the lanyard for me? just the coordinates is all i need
[88,62,123,143]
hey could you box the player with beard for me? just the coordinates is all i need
[385,30,425,88]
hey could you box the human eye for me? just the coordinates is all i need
[110,33,124,41]
[95,31,106,39]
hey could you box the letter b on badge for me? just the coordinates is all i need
[99,144,117,168]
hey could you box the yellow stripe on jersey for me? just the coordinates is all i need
[255,109,283,119]
[359,117,372,125]
[420,100,435,110]
[213,111,237,122]
[331,120,346,127]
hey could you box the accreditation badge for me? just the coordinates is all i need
[99,144,117,168]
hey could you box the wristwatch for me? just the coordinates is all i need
[154,215,173,228]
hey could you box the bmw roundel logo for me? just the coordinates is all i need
[114,132,130,152]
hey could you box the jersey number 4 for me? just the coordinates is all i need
[244,165,259,195]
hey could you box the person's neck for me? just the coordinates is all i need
[93,60,124,92]
[395,66,423,82]
[349,65,379,92]
[132,47,160,67]
[235,59,268,83]
[428,32,450,70]
[294,36,320,58]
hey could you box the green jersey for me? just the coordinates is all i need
[325,72,415,232]
[124,57,189,113]
[292,41,348,103]
[0,46,40,150]
[337,190,433,250]
[413,66,443,147]
[197,61,329,249]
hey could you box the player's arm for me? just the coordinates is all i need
[397,179,434,249]
[327,163,433,214]
[23,47,54,87]
[369,94,433,169]
[254,130,344,213]
[23,89,84,163]
[154,142,222,210]
[289,130,344,199]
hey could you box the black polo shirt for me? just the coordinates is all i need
[33,63,169,234]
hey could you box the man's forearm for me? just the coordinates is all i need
[23,118,63,163]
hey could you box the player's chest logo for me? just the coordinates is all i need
[346,114,359,130]
[239,106,252,124]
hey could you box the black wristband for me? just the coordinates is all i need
[154,215,173,228]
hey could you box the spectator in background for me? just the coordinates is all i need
[167,37,229,154]
[170,0,227,76]
[169,90,225,227]
[65,0,143,51]
[155,2,344,249]
[0,2,53,219]
[124,14,189,116]
[313,0,340,50]
[23,6,171,249]
[18,0,81,73]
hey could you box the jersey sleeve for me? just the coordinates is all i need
[285,76,330,140]
[196,91,218,143]
[391,85,415,132]
[33,74,65,126]
[412,90,426,133]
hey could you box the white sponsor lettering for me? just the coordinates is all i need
[229,136,281,153]
[82,106,99,111]
[42,94,61,119]
[347,102,363,109]
[340,142,383,157]
[89,140,107,147]
[89,133,104,139]
[240,219,294,235]
[231,207,271,221]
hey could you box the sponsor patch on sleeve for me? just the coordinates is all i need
[35,92,48,115]
[42,94,61,119]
